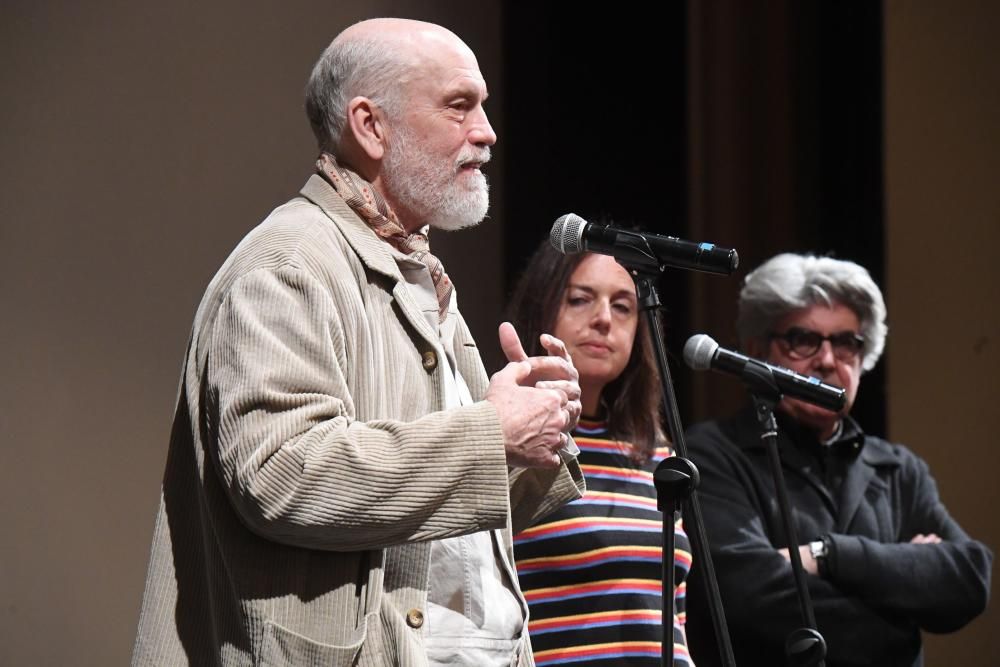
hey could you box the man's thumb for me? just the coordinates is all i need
[498,321,528,362]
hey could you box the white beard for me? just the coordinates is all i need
[381,124,491,231]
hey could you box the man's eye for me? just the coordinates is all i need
[792,333,820,347]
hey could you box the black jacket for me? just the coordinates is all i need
[684,407,992,667]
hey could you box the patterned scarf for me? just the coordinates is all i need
[316,152,453,323]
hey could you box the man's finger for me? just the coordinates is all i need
[498,322,528,362]
[536,380,581,401]
[524,355,578,382]
[540,333,571,362]
[491,359,532,386]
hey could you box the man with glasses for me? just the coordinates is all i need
[684,253,991,667]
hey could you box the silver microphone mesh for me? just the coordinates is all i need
[683,334,719,371]
[549,213,587,255]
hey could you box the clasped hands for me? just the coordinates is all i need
[485,322,582,469]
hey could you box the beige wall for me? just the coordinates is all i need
[0,2,504,664]
[885,1,999,663]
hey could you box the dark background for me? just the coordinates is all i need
[1,2,996,664]
[502,2,886,433]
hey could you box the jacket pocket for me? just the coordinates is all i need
[260,612,377,667]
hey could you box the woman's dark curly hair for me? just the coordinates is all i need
[504,240,666,464]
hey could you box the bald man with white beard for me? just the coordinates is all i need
[133,19,585,666]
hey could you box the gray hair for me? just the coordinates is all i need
[736,253,888,371]
[304,33,410,151]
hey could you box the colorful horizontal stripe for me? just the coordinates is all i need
[574,438,673,461]
[535,643,691,667]
[515,421,692,666]
[573,419,611,435]
[523,578,662,604]
[577,490,659,511]
[534,641,672,665]
[529,609,661,635]
[514,516,662,545]
[580,464,654,485]
[517,545,662,573]
[576,439,635,454]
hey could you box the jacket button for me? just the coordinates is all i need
[406,608,424,628]
[421,350,438,372]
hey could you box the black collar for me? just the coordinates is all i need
[726,405,898,468]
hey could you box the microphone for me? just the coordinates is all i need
[550,213,739,275]
[683,334,846,412]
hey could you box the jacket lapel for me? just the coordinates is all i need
[836,435,898,532]
[299,174,441,351]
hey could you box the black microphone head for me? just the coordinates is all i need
[683,334,719,371]
[550,213,587,255]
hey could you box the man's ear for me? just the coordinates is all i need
[345,96,388,161]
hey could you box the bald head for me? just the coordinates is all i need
[338,18,468,51]
[305,19,475,152]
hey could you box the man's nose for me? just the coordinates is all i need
[813,339,837,369]
[468,106,497,147]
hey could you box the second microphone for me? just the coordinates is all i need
[550,213,739,275]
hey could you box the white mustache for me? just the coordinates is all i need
[456,146,491,170]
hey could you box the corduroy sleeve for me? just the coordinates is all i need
[205,265,511,551]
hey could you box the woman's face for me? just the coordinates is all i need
[552,254,638,413]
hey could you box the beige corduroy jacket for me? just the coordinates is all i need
[132,175,585,666]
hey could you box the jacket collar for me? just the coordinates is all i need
[727,405,894,461]
[726,404,900,531]
[299,173,402,284]
[299,174,442,350]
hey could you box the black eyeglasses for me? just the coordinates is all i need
[767,327,865,361]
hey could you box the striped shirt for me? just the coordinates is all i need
[514,419,693,666]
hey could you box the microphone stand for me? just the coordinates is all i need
[630,271,735,667]
[739,362,827,666]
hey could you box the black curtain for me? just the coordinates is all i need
[501,1,885,437]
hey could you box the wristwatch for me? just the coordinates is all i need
[809,537,830,577]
